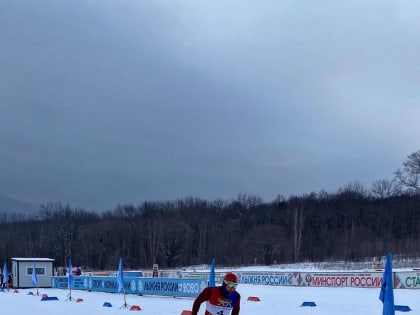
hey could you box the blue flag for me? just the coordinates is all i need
[32,262,37,286]
[3,261,8,285]
[209,258,215,287]
[68,260,74,287]
[379,252,395,315]
[117,257,124,293]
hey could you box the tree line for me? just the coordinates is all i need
[0,150,419,270]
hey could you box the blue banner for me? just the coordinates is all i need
[51,276,207,297]
[209,258,215,287]
[32,262,37,286]
[68,260,74,287]
[380,252,395,315]
[117,257,124,293]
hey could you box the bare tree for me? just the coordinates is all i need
[292,206,304,262]
[395,150,420,191]
[370,179,402,198]
[338,181,368,198]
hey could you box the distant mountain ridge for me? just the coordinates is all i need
[0,194,38,215]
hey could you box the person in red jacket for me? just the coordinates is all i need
[192,272,241,315]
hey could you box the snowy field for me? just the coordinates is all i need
[2,259,418,315]
[1,282,418,315]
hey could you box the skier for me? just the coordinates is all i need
[192,272,241,315]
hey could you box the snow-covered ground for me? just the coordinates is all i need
[1,283,417,315]
[2,260,418,315]
[187,258,420,273]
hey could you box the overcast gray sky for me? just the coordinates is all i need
[1,0,419,210]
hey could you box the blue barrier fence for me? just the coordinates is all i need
[51,276,207,297]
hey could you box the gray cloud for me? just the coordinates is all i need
[1,0,419,210]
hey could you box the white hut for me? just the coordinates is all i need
[11,257,55,288]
